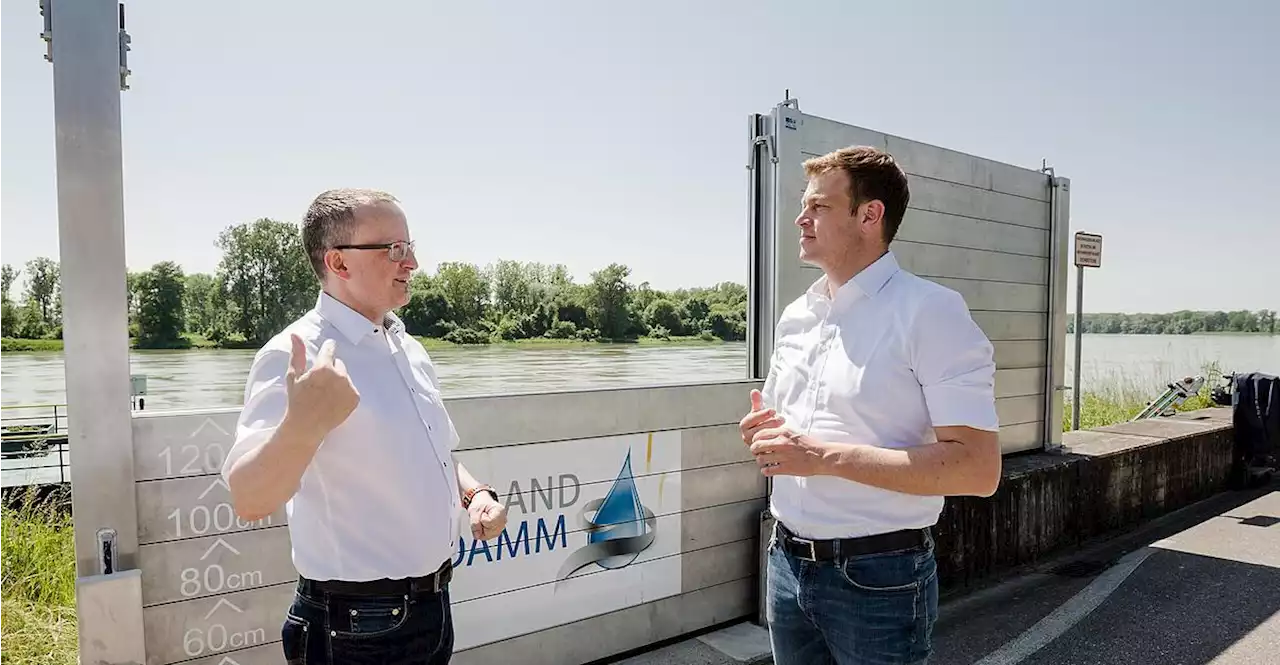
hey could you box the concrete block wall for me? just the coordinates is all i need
[934,408,1235,590]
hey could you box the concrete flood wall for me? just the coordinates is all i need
[127,379,768,665]
[935,407,1236,591]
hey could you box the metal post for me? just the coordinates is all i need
[1071,265,1084,430]
[52,0,139,576]
[47,1,146,663]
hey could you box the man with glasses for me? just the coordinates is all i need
[222,188,507,665]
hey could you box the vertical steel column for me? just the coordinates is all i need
[47,0,146,662]
[1043,175,1071,447]
[1072,264,1084,430]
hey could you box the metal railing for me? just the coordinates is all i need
[1,403,71,487]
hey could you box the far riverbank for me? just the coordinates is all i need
[1,334,728,354]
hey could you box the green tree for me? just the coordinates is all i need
[680,295,711,334]
[401,287,452,337]
[632,282,659,314]
[134,262,187,348]
[489,260,538,319]
[0,301,13,338]
[1078,310,1276,335]
[707,302,747,341]
[1,264,17,303]
[125,271,142,328]
[1260,310,1277,334]
[644,298,683,336]
[22,257,60,328]
[586,263,634,340]
[15,300,48,339]
[216,218,314,344]
[0,264,17,338]
[554,283,590,330]
[434,262,490,328]
[182,273,221,337]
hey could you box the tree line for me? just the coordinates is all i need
[1,218,748,349]
[1069,310,1277,335]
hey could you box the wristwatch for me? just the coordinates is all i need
[462,485,499,509]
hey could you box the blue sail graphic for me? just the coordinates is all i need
[555,446,658,583]
[590,450,646,569]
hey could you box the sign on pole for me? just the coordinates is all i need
[1074,232,1103,268]
[1071,231,1103,430]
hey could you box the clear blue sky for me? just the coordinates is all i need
[3,0,1277,313]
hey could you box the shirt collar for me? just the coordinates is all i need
[315,291,405,344]
[807,251,901,304]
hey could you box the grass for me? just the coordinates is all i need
[1063,361,1222,431]
[1,334,219,353]
[0,368,1227,663]
[0,338,65,352]
[1,487,78,665]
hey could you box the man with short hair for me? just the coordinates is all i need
[741,146,1001,664]
[223,188,507,665]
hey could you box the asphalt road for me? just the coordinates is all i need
[614,480,1280,665]
[935,483,1280,665]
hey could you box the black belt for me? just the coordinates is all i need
[297,560,453,598]
[775,522,930,562]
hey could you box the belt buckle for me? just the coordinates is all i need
[792,536,817,562]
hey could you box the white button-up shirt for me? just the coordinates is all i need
[223,291,462,582]
[763,251,999,540]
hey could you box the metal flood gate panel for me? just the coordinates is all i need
[748,99,1071,454]
[129,379,765,665]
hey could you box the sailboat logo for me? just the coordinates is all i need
[556,449,657,581]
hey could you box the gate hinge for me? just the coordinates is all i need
[39,1,131,91]
[746,133,776,171]
[118,3,132,90]
[39,0,53,63]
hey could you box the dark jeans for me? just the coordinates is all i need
[766,527,939,665]
[281,577,454,665]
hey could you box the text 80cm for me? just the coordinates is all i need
[180,565,264,597]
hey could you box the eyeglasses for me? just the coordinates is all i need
[333,240,416,262]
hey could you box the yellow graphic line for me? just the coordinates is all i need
[647,432,666,502]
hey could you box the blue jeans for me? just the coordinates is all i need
[766,528,939,665]
[281,579,454,664]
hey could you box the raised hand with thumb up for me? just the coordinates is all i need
[285,335,360,438]
[739,388,785,446]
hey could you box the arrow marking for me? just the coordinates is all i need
[199,477,230,500]
[201,538,241,561]
[203,597,243,620]
[191,417,230,439]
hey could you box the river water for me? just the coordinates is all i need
[1,343,751,411]
[2,334,1277,411]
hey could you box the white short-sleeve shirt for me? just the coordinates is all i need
[222,291,462,582]
[763,251,999,540]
